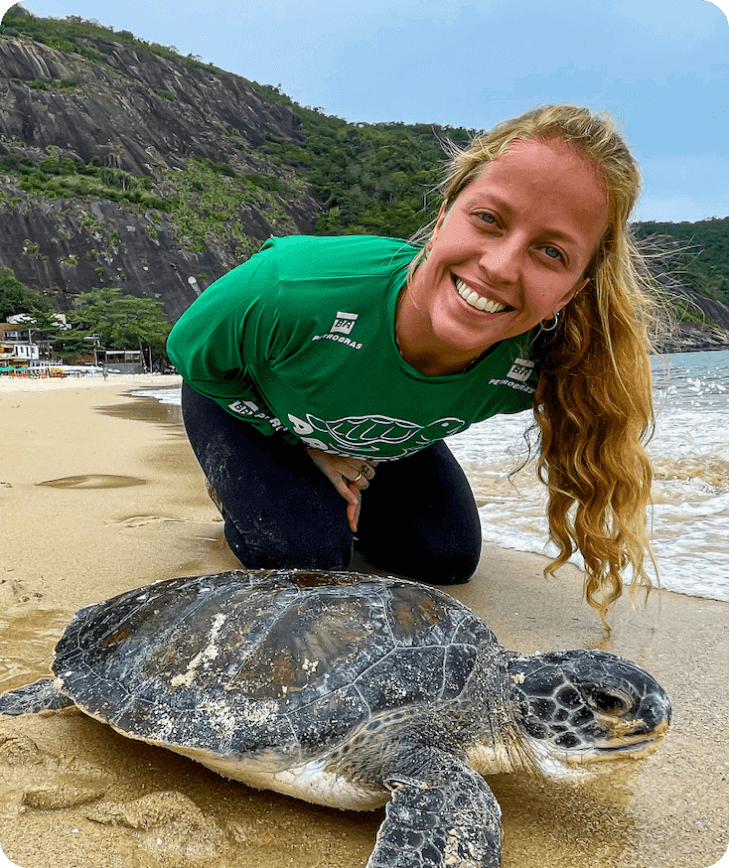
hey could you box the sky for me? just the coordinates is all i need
[4,0,729,223]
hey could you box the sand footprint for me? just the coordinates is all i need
[21,777,108,811]
[111,515,184,528]
[0,733,48,768]
[85,790,226,865]
[36,474,146,489]
[0,731,111,810]
[0,579,44,610]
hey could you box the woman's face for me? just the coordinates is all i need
[408,138,609,362]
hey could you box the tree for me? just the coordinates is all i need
[0,268,49,320]
[24,307,63,339]
[13,307,89,362]
[66,289,172,366]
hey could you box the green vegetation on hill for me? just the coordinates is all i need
[158,157,297,256]
[633,218,729,307]
[11,77,78,93]
[0,150,167,208]
[0,4,221,72]
[255,86,472,238]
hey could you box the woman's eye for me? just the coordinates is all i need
[476,212,497,225]
[541,245,564,262]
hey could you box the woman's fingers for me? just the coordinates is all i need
[306,448,374,531]
[349,461,377,487]
[308,451,376,487]
[347,495,361,534]
[322,463,361,532]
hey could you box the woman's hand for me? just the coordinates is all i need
[305,449,378,533]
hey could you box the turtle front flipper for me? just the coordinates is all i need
[368,752,502,868]
[0,679,73,715]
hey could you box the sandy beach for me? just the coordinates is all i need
[0,375,726,868]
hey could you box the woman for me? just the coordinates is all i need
[167,104,657,621]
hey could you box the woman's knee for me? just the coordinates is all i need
[223,514,353,571]
[357,525,481,585]
[398,540,481,585]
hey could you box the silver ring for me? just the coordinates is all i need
[353,472,364,482]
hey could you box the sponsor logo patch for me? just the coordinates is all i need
[506,358,535,383]
[312,310,363,349]
[488,357,537,395]
[330,311,358,335]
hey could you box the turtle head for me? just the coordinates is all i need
[507,649,671,778]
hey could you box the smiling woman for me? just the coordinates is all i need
[406,105,660,619]
[167,104,659,624]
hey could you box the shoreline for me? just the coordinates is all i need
[0,379,727,868]
[0,372,182,394]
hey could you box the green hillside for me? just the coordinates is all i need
[633,218,729,307]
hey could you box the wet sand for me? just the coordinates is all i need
[0,375,727,868]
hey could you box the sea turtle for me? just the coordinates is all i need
[0,569,671,867]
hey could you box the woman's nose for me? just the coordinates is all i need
[479,236,521,285]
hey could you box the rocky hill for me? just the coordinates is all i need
[0,7,319,320]
[636,229,729,353]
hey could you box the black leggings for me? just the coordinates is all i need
[181,383,482,585]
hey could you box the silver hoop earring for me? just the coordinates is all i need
[539,311,560,333]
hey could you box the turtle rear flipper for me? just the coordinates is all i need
[368,752,502,868]
[0,679,73,715]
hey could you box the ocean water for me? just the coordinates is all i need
[135,348,729,604]
[448,349,729,604]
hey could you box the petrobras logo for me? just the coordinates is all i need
[228,399,284,432]
[506,358,535,383]
[488,357,536,395]
[312,311,363,350]
[228,399,260,417]
[228,399,277,423]
[330,311,358,335]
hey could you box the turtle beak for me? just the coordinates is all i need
[592,685,672,755]
[591,690,672,759]
[634,691,672,735]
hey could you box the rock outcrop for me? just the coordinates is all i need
[0,23,320,320]
[653,320,729,354]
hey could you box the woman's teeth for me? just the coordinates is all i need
[455,279,507,313]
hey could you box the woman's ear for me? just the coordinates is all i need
[554,275,592,314]
[431,201,449,244]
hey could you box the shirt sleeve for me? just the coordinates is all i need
[166,241,280,416]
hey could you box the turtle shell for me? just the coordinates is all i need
[52,570,498,763]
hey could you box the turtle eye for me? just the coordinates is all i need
[587,688,630,716]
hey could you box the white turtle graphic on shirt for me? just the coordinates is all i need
[288,413,466,458]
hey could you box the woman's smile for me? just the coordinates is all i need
[453,275,512,314]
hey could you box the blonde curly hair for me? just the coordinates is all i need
[410,104,658,623]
